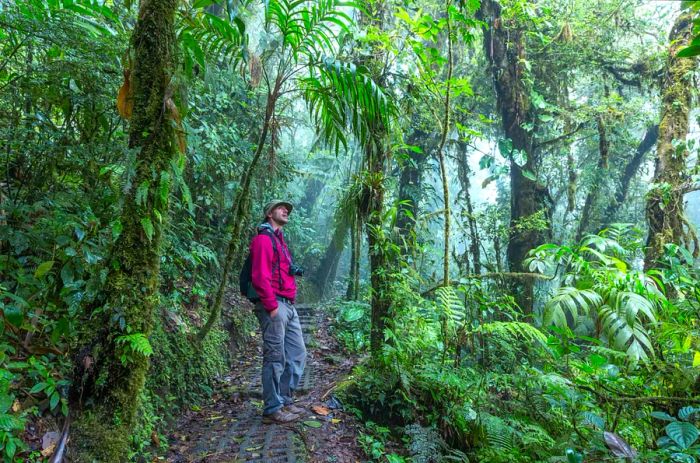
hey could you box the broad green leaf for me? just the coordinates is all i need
[50,392,60,410]
[677,45,700,58]
[3,307,24,328]
[678,407,700,421]
[34,261,54,278]
[651,411,677,422]
[666,421,699,449]
[29,382,49,394]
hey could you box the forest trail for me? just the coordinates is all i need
[164,303,365,463]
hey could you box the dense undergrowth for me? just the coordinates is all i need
[332,227,700,463]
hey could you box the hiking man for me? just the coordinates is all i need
[250,199,307,424]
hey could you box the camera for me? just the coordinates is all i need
[289,264,304,277]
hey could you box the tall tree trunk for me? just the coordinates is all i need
[576,115,610,240]
[70,0,178,458]
[197,73,283,341]
[455,148,482,275]
[365,140,390,356]
[345,212,361,300]
[437,5,453,287]
[352,0,392,356]
[298,177,325,213]
[602,124,658,225]
[313,211,350,297]
[396,129,428,241]
[645,12,697,269]
[478,0,551,312]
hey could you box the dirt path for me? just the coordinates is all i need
[164,304,365,462]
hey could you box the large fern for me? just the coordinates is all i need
[474,321,549,350]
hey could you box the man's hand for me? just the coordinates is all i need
[269,308,279,319]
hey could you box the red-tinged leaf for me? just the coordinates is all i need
[311,405,330,416]
[117,69,133,119]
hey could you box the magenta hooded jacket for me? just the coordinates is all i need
[250,224,297,311]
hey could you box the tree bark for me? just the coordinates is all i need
[478,0,551,312]
[313,209,350,297]
[602,124,658,225]
[576,115,609,240]
[70,0,178,458]
[396,129,428,241]
[455,148,482,275]
[645,12,696,269]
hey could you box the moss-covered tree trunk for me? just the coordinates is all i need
[365,141,390,356]
[478,0,550,312]
[70,0,177,459]
[645,12,697,269]
[356,0,392,357]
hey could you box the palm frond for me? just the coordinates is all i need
[301,58,393,151]
[266,0,355,60]
[543,287,602,328]
[177,6,247,76]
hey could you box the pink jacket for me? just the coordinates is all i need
[250,225,297,311]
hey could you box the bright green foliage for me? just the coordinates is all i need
[650,407,700,461]
[530,227,664,362]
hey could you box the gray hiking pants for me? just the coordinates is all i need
[254,299,307,415]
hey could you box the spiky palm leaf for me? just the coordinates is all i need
[543,288,602,328]
[543,285,658,362]
[177,5,247,75]
[265,0,355,60]
[300,58,392,151]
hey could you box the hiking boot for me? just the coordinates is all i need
[262,409,299,424]
[284,404,306,415]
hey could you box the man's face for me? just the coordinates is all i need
[268,205,290,226]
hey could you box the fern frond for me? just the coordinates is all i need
[482,415,514,452]
[475,322,548,349]
[436,286,463,323]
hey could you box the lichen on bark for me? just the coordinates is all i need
[645,11,697,269]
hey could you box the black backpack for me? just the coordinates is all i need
[239,229,281,302]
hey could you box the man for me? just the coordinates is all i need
[250,199,307,424]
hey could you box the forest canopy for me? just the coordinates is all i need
[0,0,699,461]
